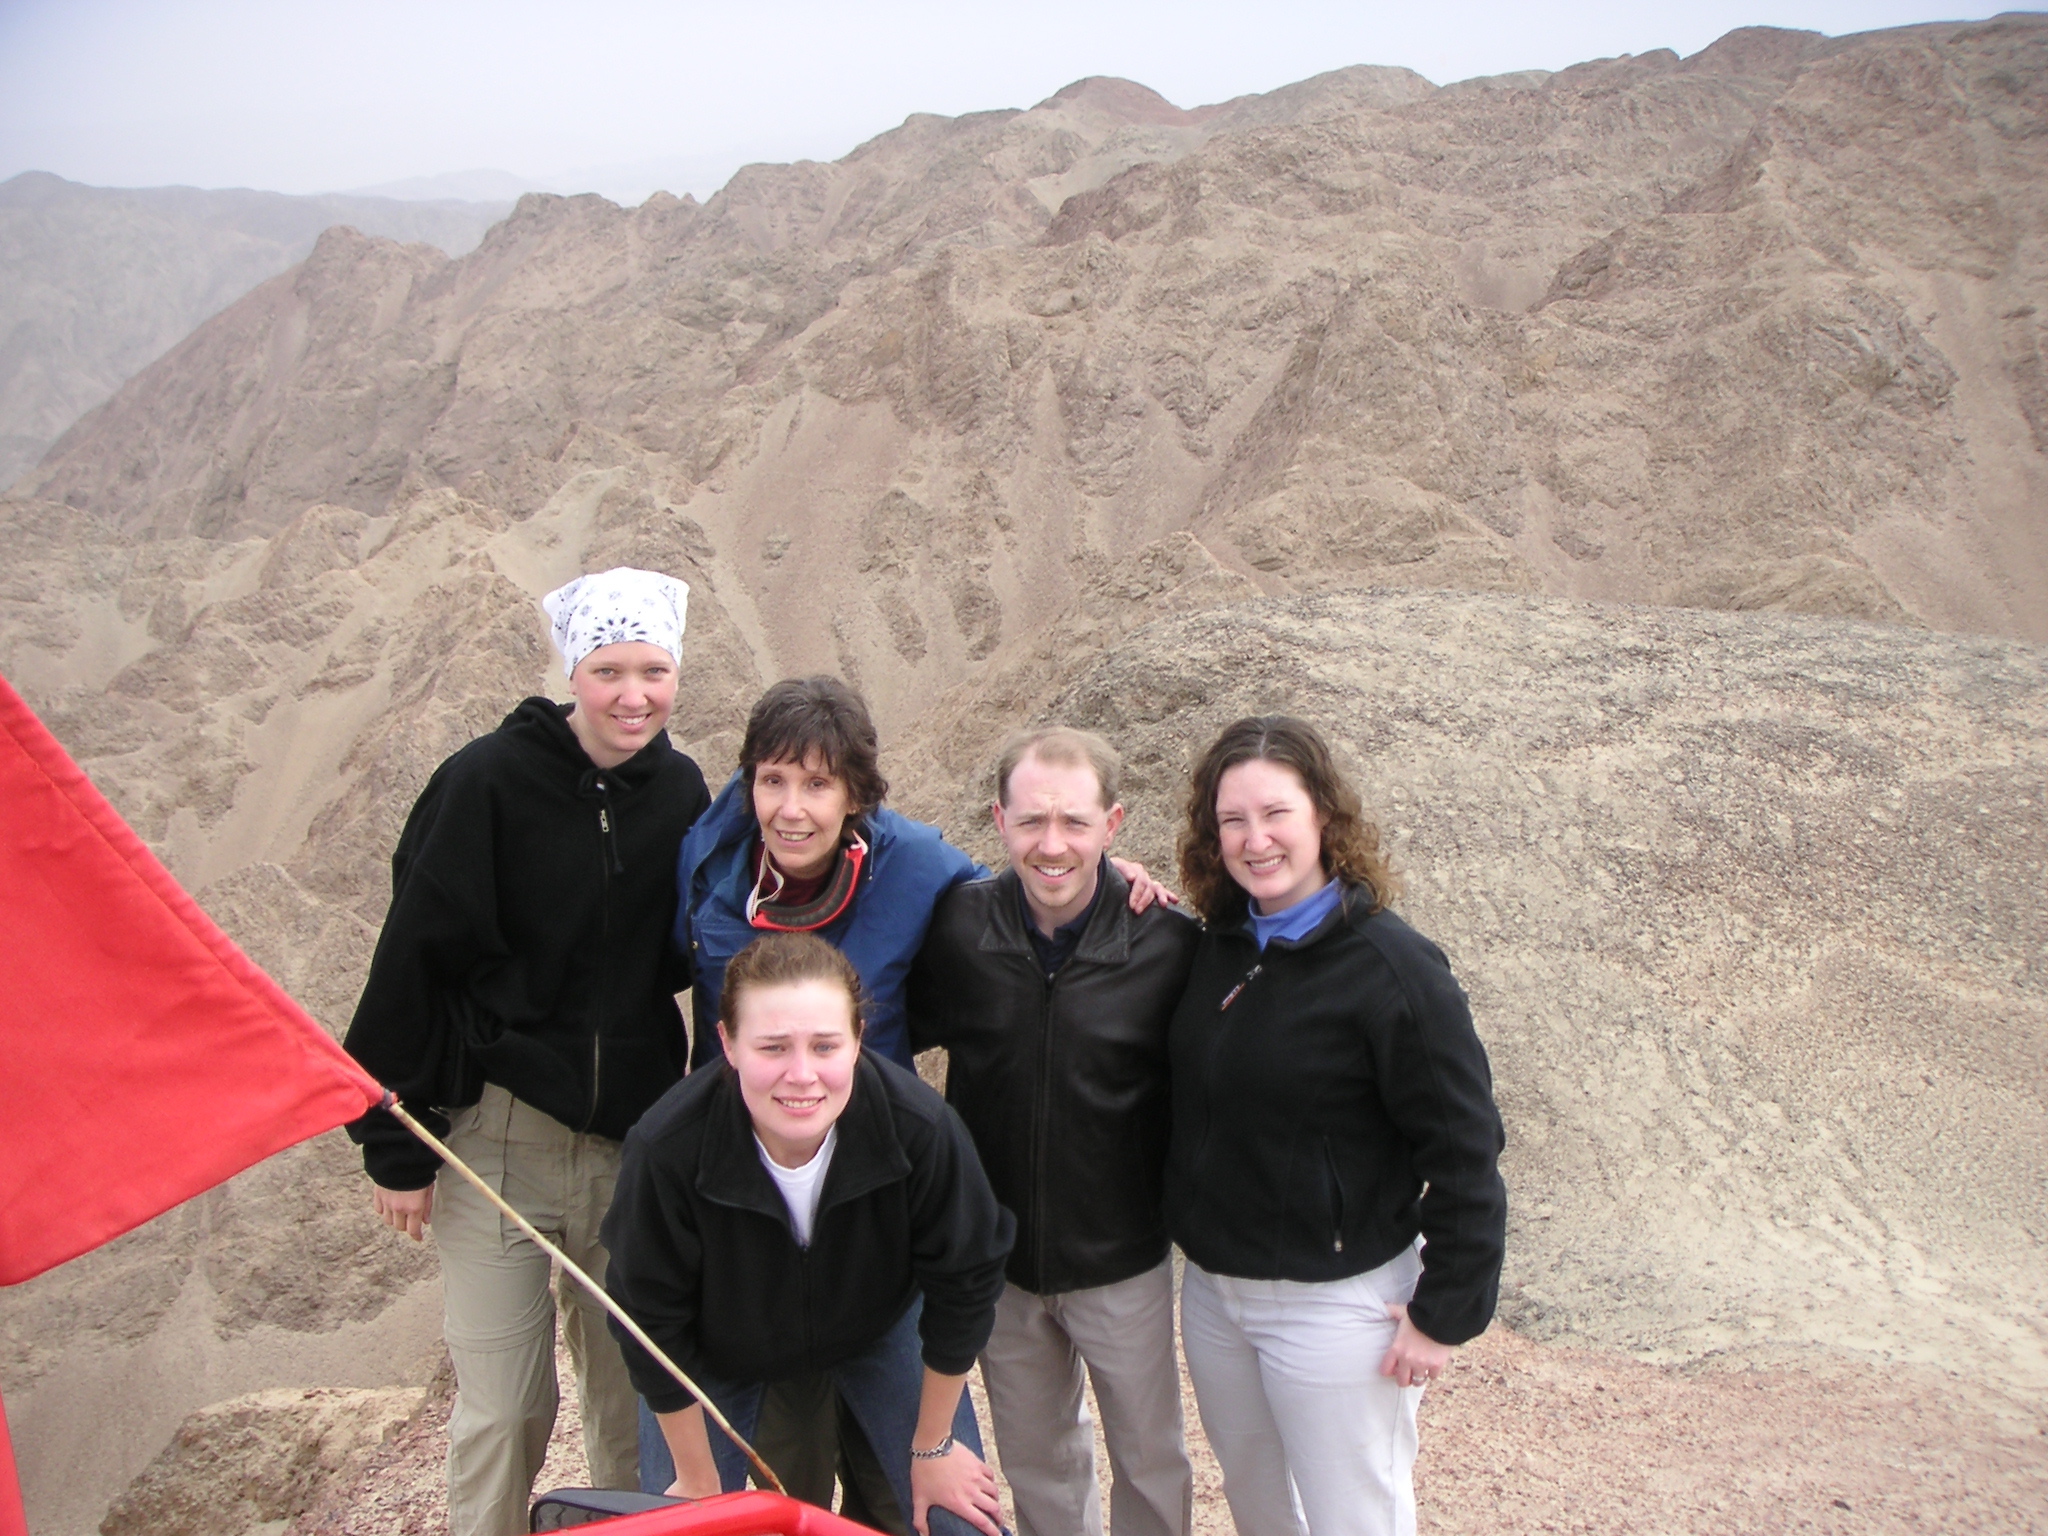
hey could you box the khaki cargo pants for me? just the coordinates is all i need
[436,1084,640,1536]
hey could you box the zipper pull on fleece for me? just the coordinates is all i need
[595,785,625,873]
[1219,963,1262,1012]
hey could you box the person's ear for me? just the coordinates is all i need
[716,1022,737,1068]
[1104,802,1125,843]
[990,800,1007,837]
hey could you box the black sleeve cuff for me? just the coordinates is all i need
[1407,1290,1491,1347]
[607,1313,703,1413]
[348,1103,446,1190]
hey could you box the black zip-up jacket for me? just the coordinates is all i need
[602,1051,1015,1413]
[908,863,1200,1295]
[1166,887,1507,1346]
[342,697,710,1189]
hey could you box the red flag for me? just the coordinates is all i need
[0,669,384,1281]
[0,669,385,1533]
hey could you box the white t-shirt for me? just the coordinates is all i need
[756,1125,838,1247]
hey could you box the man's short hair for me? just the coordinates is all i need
[995,727,1121,810]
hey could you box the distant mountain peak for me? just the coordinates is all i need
[1039,76,1197,125]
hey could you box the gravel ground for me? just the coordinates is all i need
[288,1309,2046,1536]
[1413,1328,2046,1535]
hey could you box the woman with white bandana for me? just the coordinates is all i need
[343,567,712,1536]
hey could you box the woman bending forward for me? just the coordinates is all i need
[603,932,1016,1536]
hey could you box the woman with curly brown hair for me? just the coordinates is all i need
[1166,716,1506,1536]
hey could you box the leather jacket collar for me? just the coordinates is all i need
[977,860,1136,965]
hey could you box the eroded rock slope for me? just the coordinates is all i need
[17,18,2047,685]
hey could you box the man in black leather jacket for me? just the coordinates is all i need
[908,728,1198,1536]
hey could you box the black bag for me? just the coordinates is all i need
[529,1488,690,1530]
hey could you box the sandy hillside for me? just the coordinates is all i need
[0,16,2043,1536]
[896,585,2048,1399]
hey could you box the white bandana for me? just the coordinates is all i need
[541,568,690,677]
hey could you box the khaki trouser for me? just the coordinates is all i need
[437,1084,640,1536]
[979,1259,1193,1536]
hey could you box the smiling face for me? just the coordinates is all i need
[752,750,855,882]
[1214,757,1330,916]
[565,640,678,768]
[993,751,1124,937]
[718,977,861,1168]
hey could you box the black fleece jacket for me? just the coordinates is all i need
[602,1052,1015,1414]
[342,697,710,1189]
[1165,888,1507,1346]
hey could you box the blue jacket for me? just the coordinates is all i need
[675,771,983,1069]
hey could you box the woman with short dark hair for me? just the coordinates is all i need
[1167,715,1507,1536]
[676,675,976,1073]
[604,932,1015,1536]
[678,675,1170,1072]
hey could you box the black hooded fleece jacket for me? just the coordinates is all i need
[342,697,710,1189]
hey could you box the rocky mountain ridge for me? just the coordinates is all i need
[14,19,2045,673]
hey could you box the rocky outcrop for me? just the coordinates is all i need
[97,1388,425,1536]
[16,20,2044,657]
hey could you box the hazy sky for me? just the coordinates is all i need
[0,1,2026,203]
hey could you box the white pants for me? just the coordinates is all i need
[1180,1247,1424,1536]
[979,1260,1193,1536]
